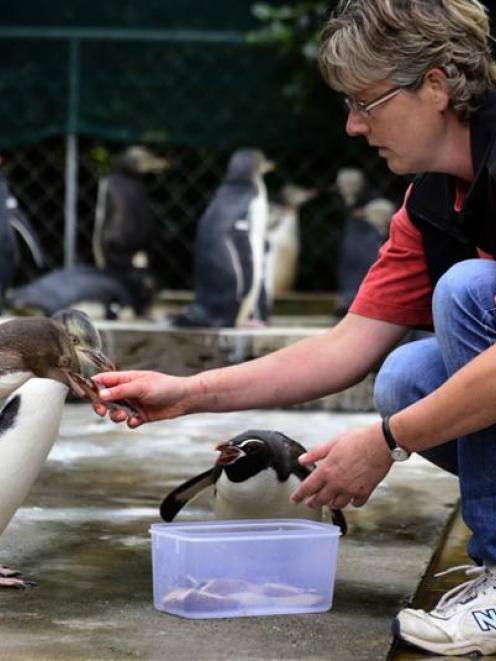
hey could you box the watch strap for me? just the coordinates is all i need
[381,415,411,458]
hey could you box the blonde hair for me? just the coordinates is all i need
[320,0,496,121]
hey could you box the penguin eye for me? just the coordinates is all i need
[72,336,80,346]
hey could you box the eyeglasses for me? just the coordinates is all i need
[344,85,405,117]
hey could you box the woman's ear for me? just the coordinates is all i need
[422,68,451,112]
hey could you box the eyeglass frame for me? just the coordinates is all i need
[344,85,408,117]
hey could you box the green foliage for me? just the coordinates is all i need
[247,1,334,113]
[248,2,329,60]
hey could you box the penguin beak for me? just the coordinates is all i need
[79,349,116,375]
[65,372,101,400]
[215,442,246,465]
[261,159,275,174]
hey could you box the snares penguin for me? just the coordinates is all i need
[160,429,347,533]
[265,184,317,308]
[0,308,116,587]
[333,167,395,315]
[172,149,274,328]
[93,145,169,274]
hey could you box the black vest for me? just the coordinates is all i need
[407,90,496,287]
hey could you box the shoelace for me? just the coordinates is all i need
[433,564,493,613]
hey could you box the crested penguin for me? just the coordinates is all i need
[265,184,317,307]
[173,149,274,328]
[334,167,396,315]
[0,309,116,587]
[93,145,169,274]
[160,429,346,533]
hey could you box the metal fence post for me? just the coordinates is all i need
[64,38,80,269]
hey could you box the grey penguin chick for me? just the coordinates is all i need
[0,309,116,588]
[0,308,115,400]
[160,429,347,534]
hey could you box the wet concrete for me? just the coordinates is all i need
[0,406,459,660]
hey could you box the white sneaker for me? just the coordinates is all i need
[394,564,496,656]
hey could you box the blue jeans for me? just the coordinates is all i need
[374,259,496,564]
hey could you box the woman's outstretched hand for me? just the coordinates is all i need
[92,370,190,427]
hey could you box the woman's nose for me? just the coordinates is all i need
[345,111,370,137]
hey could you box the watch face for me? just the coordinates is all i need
[391,447,410,462]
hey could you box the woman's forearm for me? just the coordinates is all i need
[187,314,407,413]
[391,341,496,451]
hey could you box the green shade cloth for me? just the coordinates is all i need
[0,1,348,150]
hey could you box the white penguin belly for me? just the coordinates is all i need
[214,469,321,521]
[235,179,269,325]
[0,370,33,400]
[0,378,68,535]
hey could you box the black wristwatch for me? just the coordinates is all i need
[381,416,411,462]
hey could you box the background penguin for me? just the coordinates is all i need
[333,167,396,316]
[0,309,115,587]
[0,171,17,309]
[0,160,46,307]
[93,145,169,276]
[8,146,167,321]
[264,184,317,309]
[173,149,274,328]
[160,429,346,533]
[8,264,138,320]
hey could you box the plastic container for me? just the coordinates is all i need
[150,518,341,619]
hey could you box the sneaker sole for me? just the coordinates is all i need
[392,616,489,657]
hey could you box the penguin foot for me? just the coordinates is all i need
[0,565,37,589]
[330,509,348,536]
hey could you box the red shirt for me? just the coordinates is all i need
[350,183,490,328]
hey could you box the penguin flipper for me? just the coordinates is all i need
[9,209,46,269]
[160,468,218,522]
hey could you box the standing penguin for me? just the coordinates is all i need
[173,149,274,327]
[93,145,169,273]
[264,184,317,308]
[93,145,170,316]
[0,309,116,587]
[160,429,346,533]
[334,167,396,315]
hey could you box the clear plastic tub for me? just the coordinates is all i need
[150,518,341,619]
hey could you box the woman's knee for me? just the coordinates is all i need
[374,338,446,416]
[433,259,496,328]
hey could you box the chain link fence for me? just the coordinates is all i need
[0,22,406,303]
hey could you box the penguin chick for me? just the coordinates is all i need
[0,311,116,588]
[0,308,115,401]
[160,429,346,534]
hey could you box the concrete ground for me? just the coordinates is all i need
[0,404,461,661]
